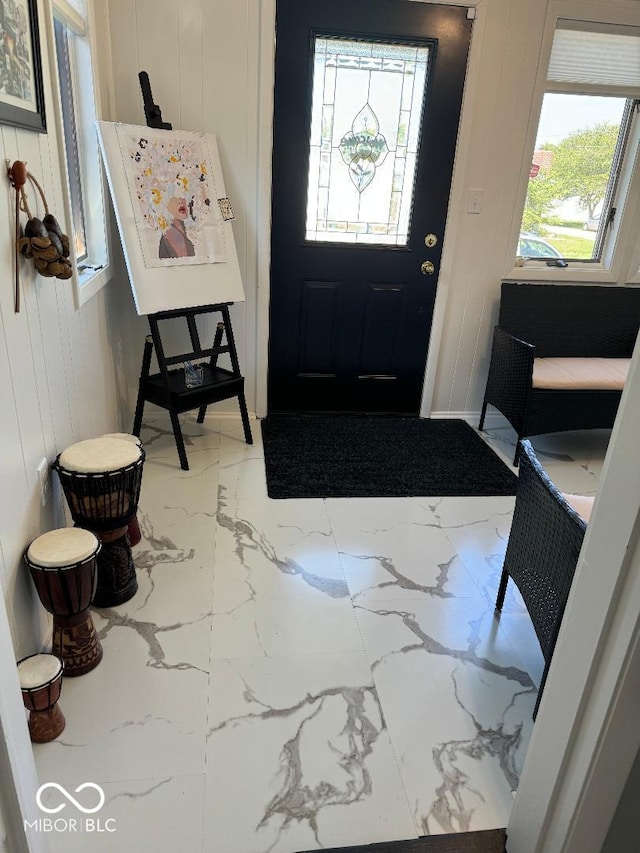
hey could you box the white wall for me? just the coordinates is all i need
[425,0,551,416]
[0,0,123,660]
[427,0,640,418]
[0,2,132,844]
[0,789,6,853]
[602,748,640,852]
[105,0,640,423]
[106,0,261,420]
[0,0,638,843]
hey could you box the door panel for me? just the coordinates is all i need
[269,0,472,414]
[298,281,341,376]
[360,283,406,377]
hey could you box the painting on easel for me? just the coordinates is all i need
[123,130,226,267]
[97,122,244,315]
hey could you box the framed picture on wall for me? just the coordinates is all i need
[0,0,46,132]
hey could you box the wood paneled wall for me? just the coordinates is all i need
[107,0,640,427]
[105,0,593,426]
[0,0,123,658]
[426,0,552,417]
[107,0,261,416]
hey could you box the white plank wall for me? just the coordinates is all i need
[0,0,122,660]
[428,0,551,416]
[107,0,260,413]
[425,0,640,417]
[107,0,640,426]
[1,0,640,831]
[5,0,638,664]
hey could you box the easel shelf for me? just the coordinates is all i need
[132,303,253,470]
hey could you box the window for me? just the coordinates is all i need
[52,0,109,305]
[519,21,640,266]
[305,37,430,246]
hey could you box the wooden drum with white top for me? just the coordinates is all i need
[17,653,65,742]
[99,433,144,546]
[53,436,145,607]
[25,528,103,676]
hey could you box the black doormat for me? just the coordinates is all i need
[261,416,517,499]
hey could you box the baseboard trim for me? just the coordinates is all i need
[129,409,258,429]
[200,410,259,422]
[134,409,506,429]
[430,410,508,430]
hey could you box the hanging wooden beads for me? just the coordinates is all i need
[7,161,73,313]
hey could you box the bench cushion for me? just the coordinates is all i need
[532,357,630,390]
[563,493,595,524]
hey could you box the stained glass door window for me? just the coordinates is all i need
[305,37,430,245]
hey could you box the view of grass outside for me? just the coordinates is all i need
[520,93,627,260]
[543,233,594,258]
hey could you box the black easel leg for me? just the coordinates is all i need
[169,409,189,470]
[133,336,154,437]
[238,390,253,445]
[133,396,145,437]
[196,405,207,424]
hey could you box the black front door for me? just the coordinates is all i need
[268,0,471,414]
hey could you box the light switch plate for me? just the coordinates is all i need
[467,188,484,214]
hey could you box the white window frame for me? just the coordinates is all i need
[507,0,640,285]
[46,0,112,307]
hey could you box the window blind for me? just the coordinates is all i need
[548,24,640,94]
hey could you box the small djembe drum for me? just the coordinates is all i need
[53,437,145,608]
[25,528,103,676]
[99,433,144,546]
[17,653,65,743]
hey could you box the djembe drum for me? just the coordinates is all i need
[99,433,144,546]
[17,653,66,743]
[53,437,145,607]
[25,528,103,676]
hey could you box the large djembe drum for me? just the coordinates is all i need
[100,433,144,546]
[17,653,66,743]
[25,528,103,676]
[53,437,145,607]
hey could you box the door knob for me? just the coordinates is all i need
[421,260,435,275]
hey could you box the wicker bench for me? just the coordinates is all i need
[479,282,640,463]
[496,440,593,717]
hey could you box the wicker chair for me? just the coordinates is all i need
[479,282,640,464]
[496,440,587,718]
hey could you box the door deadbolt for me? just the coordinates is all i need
[424,234,438,248]
[421,260,435,275]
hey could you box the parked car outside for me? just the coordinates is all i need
[518,233,563,259]
[583,214,600,231]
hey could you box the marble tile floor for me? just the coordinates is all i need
[31,415,608,853]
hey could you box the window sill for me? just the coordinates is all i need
[74,263,112,308]
[505,263,619,284]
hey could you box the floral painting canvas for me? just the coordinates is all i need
[97,122,244,315]
[118,128,226,268]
